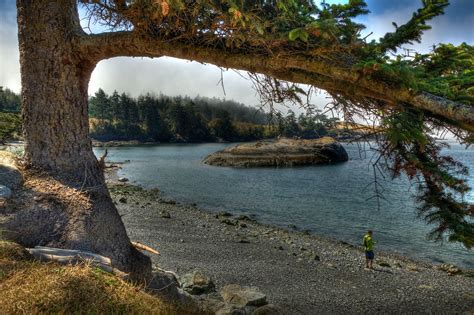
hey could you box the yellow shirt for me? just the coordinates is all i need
[363,234,374,252]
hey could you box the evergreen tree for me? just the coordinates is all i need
[89,89,110,120]
[209,109,236,141]
[109,90,121,122]
[282,110,301,137]
[0,87,21,112]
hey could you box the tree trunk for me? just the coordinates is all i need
[16,0,151,280]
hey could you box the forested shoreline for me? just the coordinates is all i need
[1,87,345,144]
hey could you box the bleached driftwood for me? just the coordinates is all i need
[131,241,160,255]
[26,242,159,278]
[26,246,115,274]
[31,246,112,264]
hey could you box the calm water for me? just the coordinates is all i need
[94,142,474,268]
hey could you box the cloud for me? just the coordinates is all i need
[359,0,474,52]
[90,57,258,105]
[89,56,333,115]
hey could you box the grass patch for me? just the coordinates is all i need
[0,241,201,314]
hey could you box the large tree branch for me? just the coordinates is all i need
[80,31,474,133]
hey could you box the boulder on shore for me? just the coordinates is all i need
[203,137,348,167]
[180,270,215,295]
[220,284,267,308]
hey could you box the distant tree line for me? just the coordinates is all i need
[0,87,22,143]
[0,87,343,143]
[88,89,271,142]
[0,87,21,112]
[273,110,340,139]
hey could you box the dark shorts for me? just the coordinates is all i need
[365,251,374,260]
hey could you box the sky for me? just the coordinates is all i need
[0,0,473,112]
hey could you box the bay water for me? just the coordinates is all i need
[94,142,473,268]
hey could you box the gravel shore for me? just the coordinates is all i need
[107,178,474,314]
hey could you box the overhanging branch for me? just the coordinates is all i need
[80,31,474,133]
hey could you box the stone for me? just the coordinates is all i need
[0,185,12,199]
[0,151,23,189]
[252,304,284,315]
[160,210,171,218]
[199,292,226,313]
[220,284,267,308]
[180,271,215,295]
[407,265,420,272]
[238,237,250,244]
[216,211,232,218]
[118,197,127,203]
[378,260,391,268]
[463,269,474,277]
[216,304,247,315]
[221,218,237,226]
[118,177,129,182]
[311,254,321,261]
[438,264,462,275]
[161,199,177,205]
[146,271,194,304]
[236,215,254,221]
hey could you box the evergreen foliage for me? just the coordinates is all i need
[0,112,21,144]
[382,109,473,247]
[88,89,337,142]
[0,87,21,113]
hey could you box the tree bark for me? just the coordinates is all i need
[16,0,151,280]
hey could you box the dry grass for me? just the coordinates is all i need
[0,241,201,315]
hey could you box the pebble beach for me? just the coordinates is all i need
[107,174,474,314]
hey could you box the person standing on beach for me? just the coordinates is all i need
[363,230,375,269]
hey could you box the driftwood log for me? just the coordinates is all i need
[26,246,117,274]
[26,242,159,274]
[131,241,160,255]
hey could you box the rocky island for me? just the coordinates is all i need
[203,137,349,167]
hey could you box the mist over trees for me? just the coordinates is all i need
[88,89,340,142]
[0,86,343,143]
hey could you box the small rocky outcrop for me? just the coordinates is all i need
[203,137,348,167]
